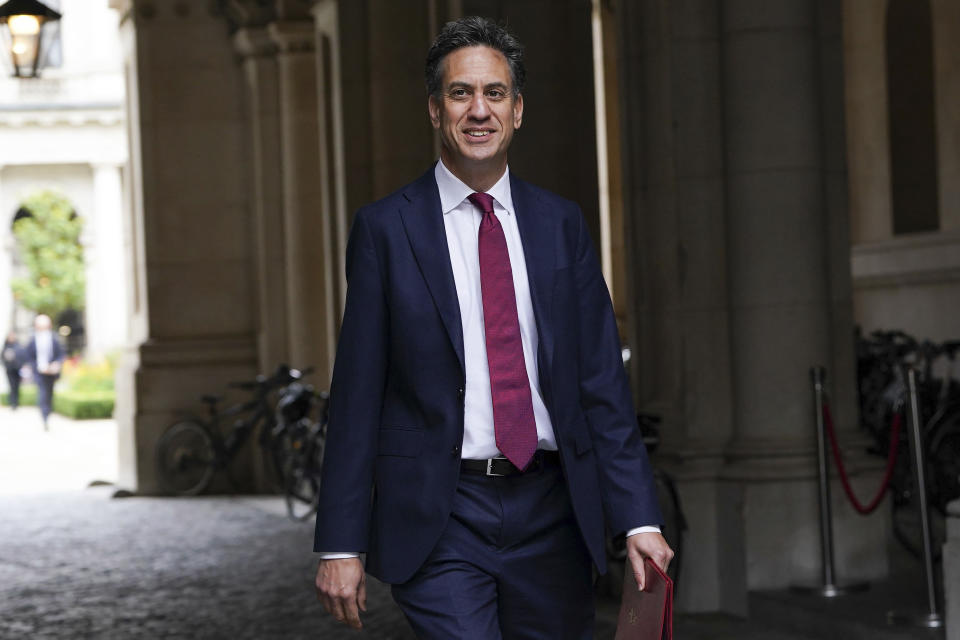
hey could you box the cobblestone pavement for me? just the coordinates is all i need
[0,407,812,639]
[0,487,816,640]
[0,489,412,640]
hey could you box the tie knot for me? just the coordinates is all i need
[468,192,495,215]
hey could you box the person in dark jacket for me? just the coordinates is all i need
[3,331,24,410]
[25,315,65,429]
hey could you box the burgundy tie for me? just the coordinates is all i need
[469,192,538,471]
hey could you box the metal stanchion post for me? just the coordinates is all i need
[888,367,944,628]
[792,366,868,597]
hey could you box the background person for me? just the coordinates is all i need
[3,331,24,410]
[25,315,65,430]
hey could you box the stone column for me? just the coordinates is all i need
[932,0,960,231]
[615,0,740,614]
[843,0,894,243]
[0,168,12,336]
[85,163,129,356]
[114,0,259,493]
[313,0,349,323]
[269,20,335,383]
[234,27,290,373]
[721,0,886,590]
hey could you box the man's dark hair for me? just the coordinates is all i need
[425,16,526,99]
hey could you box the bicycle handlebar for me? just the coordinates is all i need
[226,364,318,396]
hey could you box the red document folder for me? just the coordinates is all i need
[614,557,674,640]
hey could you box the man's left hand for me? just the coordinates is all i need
[625,532,673,591]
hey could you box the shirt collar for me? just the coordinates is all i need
[434,159,514,216]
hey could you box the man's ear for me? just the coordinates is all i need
[428,95,441,129]
[513,93,523,130]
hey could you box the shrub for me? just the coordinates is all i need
[2,355,116,419]
[1,385,37,406]
[52,389,114,420]
[62,356,114,392]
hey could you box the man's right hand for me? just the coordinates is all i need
[315,558,367,629]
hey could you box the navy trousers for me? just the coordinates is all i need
[4,368,20,409]
[391,462,594,639]
[36,374,56,423]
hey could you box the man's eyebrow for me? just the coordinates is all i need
[444,81,510,91]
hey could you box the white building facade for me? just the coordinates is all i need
[0,0,130,358]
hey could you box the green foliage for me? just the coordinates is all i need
[2,355,116,419]
[10,190,86,317]
[1,385,37,407]
[55,357,116,418]
[1,385,114,419]
[62,357,114,392]
[53,389,115,420]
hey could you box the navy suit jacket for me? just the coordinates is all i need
[314,167,662,584]
[25,333,65,379]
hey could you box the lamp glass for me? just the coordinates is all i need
[8,14,41,36]
[11,31,37,69]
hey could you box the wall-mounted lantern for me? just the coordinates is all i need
[0,0,62,78]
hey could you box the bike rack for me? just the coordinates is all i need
[791,366,869,597]
[887,366,944,628]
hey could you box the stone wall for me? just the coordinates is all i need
[845,0,960,342]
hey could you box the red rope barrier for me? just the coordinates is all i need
[822,404,901,515]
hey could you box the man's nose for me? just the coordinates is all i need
[467,93,491,119]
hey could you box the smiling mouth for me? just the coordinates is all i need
[465,130,493,138]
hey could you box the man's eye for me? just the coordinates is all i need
[487,90,505,100]
[450,89,469,98]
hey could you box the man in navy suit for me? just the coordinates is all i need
[314,17,672,638]
[25,314,65,430]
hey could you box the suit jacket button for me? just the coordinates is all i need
[457,387,465,399]
[451,445,460,455]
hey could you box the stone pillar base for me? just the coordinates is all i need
[114,337,259,495]
[672,474,748,616]
[718,457,889,594]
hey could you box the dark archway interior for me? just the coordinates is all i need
[886,0,940,235]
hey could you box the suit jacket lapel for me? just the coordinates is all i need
[398,170,466,374]
[511,174,556,377]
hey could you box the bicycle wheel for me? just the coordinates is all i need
[155,420,216,495]
[259,420,287,493]
[278,421,325,521]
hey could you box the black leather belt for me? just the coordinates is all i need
[460,450,560,477]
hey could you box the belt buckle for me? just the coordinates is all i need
[485,458,506,477]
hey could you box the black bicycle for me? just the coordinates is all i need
[855,329,960,559]
[155,364,311,496]
[274,380,329,520]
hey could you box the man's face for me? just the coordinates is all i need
[428,45,523,179]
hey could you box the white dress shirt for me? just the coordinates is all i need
[435,160,556,460]
[319,161,657,558]
[36,331,53,373]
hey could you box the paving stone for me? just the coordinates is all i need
[0,488,820,639]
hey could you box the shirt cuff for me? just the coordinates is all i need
[626,526,662,537]
[317,552,361,560]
